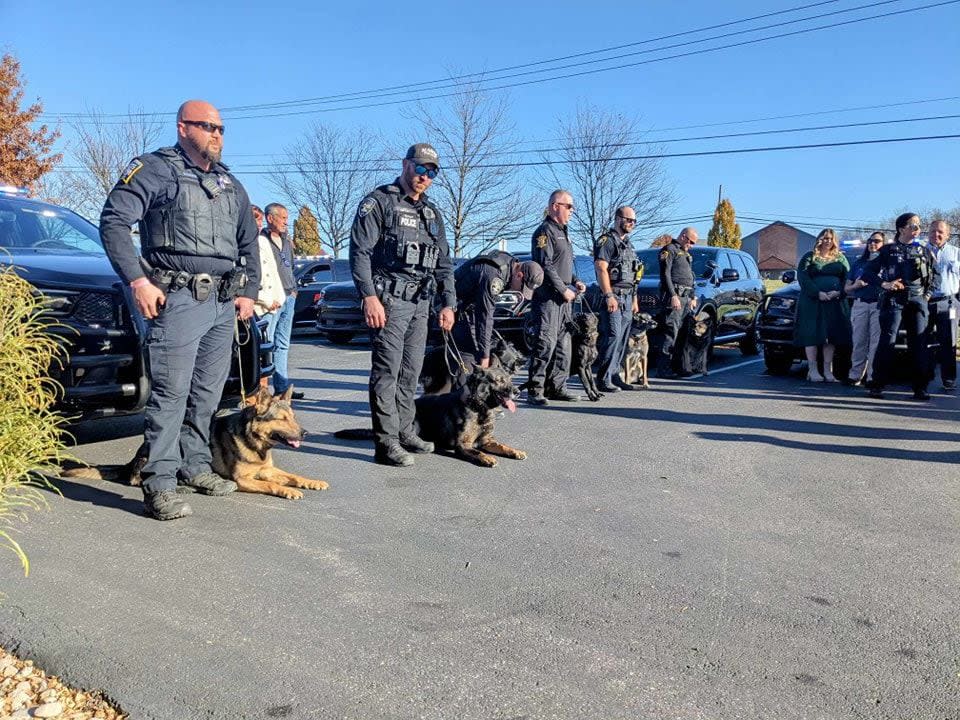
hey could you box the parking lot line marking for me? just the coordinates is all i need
[687,357,764,380]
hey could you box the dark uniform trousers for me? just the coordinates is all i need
[529,297,573,393]
[451,310,482,363]
[596,290,634,385]
[929,296,958,384]
[872,293,930,392]
[140,288,236,493]
[658,289,694,371]
[369,294,431,447]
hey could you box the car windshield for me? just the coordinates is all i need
[0,197,105,256]
[637,247,716,279]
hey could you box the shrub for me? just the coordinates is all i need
[0,264,70,575]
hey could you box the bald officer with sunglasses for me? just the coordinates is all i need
[99,99,260,521]
[350,143,456,467]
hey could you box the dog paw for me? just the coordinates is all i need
[513,451,527,460]
[305,480,330,491]
[478,456,498,468]
[278,488,304,500]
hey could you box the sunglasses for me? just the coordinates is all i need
[907,223,921,230]
[182,120,226,135]
[868,237,884,243]
[618,216,637,224]
[414,164,438,179]
[555,202,574,211]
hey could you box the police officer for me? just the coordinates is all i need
[452,250,543,366]
[657,227,699,376]
[925,220,959,390]
[594,206,641,392]
[526,190,586,405]
[864,212,939,400]
[99,100,260,520]
[350,143,456,466]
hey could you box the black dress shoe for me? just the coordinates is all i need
[375,444,414,467]
[913,389,931,401]
[400,434,434,454]
[527,392,549,406]
[868,386,884,399]
[290,391,305,400]
[597,381,621,393]
[545,389,581,402]
[942,380,956,391]
[613,378,644,391]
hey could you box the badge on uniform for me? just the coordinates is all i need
[422,207,435,220]
[490,277,505,296]
[659,249,669,260]
[357,198,376,219]
[536,234,548,249]
[597,234,609,248]
[119,158,144,185]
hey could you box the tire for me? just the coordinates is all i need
[739,326,760,356]
[326,331,354,345]
[764,346,794,375]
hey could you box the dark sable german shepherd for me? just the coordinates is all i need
[567,312,603,401]
[61,387,329,500]
[419,333,524,395]
[336,365,526,467]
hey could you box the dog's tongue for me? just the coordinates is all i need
[288,439,301,449]
[503,398,517,413]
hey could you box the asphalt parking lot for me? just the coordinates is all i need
[2,334,957,720]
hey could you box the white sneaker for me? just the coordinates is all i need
[807,369,825,382]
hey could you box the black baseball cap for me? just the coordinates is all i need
[519,261,544,300]
[405,143,440,168]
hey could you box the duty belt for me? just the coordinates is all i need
[674,285,693,296]
[377,276,433,302]
[147,267,224,302]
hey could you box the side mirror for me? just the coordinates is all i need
[781,270,797,284]
[721,268,740,282]
[298,274,316,286]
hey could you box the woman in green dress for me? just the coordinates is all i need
[794,228,851,382]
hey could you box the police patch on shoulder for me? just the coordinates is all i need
[422,206,435,220]
[659,249,669,260]
[597,234,609,247]
[119,158,144,185]
[536,234,548,249]
[357,198,376,218]
[490,277,505,296]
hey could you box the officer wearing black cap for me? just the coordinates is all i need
[350,143,456,466]
[864,211,939,400]
[99,99,260,521]
[595,206,641,392]
[657,226,699,376]
[526,189,586,405]
[453,251,544,366]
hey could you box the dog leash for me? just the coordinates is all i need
[234,314,250,407]
[442,329,469,377]
[578,290,598,318]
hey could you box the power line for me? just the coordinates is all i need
[42,0,851,119]
[41,0,960,124]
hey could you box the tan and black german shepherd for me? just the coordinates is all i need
[62,387,328,500]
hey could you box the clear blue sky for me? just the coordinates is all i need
[4,0,959,244]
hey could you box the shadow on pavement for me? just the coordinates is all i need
[43,476,144,517]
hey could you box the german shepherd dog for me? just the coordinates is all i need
[61,387,329,500]
[675,312,712,376]
[336,365,526,467]
[419,333,524,395]
[621,312,658,388]
[567,312,603,401]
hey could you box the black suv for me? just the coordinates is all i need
[0,187,271,420]
[633,245,764,355]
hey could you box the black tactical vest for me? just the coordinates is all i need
[472,250,514,278]
[139,147,241,261]
[605,233,639,288]
[377,185,441,273]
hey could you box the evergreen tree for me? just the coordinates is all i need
[707,198,742,249]
[292,205,323,256]
[0,54,61,190]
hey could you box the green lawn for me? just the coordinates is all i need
[763,279,786,293]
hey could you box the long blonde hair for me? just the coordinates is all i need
[813,228,840,261]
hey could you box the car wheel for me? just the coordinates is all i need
[327,331,354,345]
[739,326,760,356]
[764,346,793,375]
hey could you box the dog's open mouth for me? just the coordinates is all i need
[500,395,517,413]
[270,432,302,449]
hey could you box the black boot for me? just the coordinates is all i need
[144,490,193,521]
[375,443,414,467]
[179,471,237,496]
[400,434,434,453]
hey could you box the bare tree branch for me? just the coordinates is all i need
[269,124,380,259]
[409,78,533,257]
[540,103,676,253]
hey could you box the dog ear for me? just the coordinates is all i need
[279,386,294,402]
[253,386,273,413]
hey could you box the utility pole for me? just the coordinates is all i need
[717,184,722,205]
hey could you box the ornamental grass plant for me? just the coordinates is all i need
[0,264,70,576]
